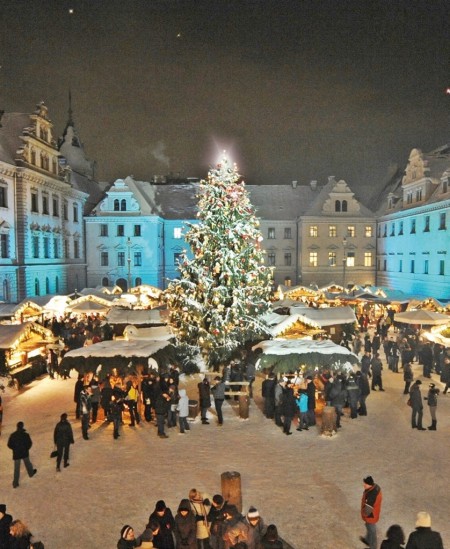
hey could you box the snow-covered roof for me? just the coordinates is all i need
[106,308,167,325]
[253,338,357,358]
[64,339,169,359]
[295,306,357,328]
[0,322,53,349]
[123,325,173,341]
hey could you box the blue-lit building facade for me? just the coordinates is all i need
[375,145,450,300]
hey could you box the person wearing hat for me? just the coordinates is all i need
[211,376,226,425]
[360,476,382,549]
[7,421,37,488]
[53,412,75,472]
[208,495,227,549]
[409,380,426,430]
[424,383,440,430]
[405,512,444,549]
[222,504,248,549]
[0,504,13,547]
[117,525,138,548]
[245,507,266,549]
[198,377,212,425]
[174,499,196,549]
[261,373,276,419]
[148,500,175,549]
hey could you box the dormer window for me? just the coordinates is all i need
[121,199,127,211]
[342,200,347,212]
[114,199,120,211]
[416,188,423,201]
[406,192,413,204]
[335,200,341,212]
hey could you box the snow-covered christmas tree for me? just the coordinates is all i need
[164,156,273,368]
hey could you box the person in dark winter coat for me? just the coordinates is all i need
[198,377,212,424]
[222,505,248,549]
[361,352,372,377]
[305,376,316,426]
[153,378,171,438]
[280,382,297,435]
[355,371,370,416]
[441,355,450,393]
[409,380,425,430]
[117,525,138,549]
[208,495,227,549]
[53,413,74,471]
[370,353,384,391]
[74,374,84,419]
[148,500,175,549]
[346,374,361,419]
[261,525,283,549]
[329,376,347,428]
[261,374,276,419]
[244,507,266,549]
[403,363,414,395]
[174,499,197,549]
[7,422,37,488]
[405,511,444,549]
[424,383,440,431]
[211,377,226,425]
[8,519,33,549]
[380,524,405,549]
[0,504,13,547]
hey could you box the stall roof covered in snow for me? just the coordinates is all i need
[295,306,357,327]
[123,325,173,341]
[0,322,53,349]
[64,339,169,359]
[106,308,167,325]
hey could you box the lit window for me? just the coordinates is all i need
[365,226,372,237]
[268,228,275,239]
[346,251,355,267]
[329,225,337,237]
[364,252,372,267]
[117,252,125,266]
[284,228,292,239]
[309,226,318,237]
[328,252,336,266]
[174,227,182,239]
[309,252,318,267]
[347,226,355,237]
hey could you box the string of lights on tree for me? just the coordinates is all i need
[164,156,273,367]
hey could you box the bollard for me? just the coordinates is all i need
[221,471,242,512]
[238,394,249,419]
[321,405,337,436]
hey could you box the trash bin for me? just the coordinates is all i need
[188,399,199,419]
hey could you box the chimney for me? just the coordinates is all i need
[292,180,298,188]
[310,180,317,190]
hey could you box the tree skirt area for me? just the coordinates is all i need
[0,362,449,549]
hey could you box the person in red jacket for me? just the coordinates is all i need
[360,475,382,549]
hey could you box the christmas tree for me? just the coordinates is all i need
[164,157,273,368]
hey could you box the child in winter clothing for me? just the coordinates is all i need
[295,390,309,431]
[177,389,190,434]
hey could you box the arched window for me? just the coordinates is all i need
[102,277,109,286]
[35,278,40,296]
[120,199,127,211]
[113,199,119,211]
[135,277,142,286]
[45,277,50,294]
[335,200,341,212]
[342,200,348,212]
[55,276,59,293]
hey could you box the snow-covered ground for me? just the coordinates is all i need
[0,354,449,549]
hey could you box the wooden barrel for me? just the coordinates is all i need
[221,471,242,512]
[321,405,337,436]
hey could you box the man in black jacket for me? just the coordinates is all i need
[405,511,444,549]
[7,422,37,488]
[54,413,75,471]
[0,504,13,546]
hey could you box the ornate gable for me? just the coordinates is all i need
[322,180,361,214]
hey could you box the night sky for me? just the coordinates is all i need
[1,0,449,197]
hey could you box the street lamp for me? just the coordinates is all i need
[342,237,347,289]
[126,237,132,291]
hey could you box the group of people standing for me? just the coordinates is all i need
[0,504,44,548]
[117,488,284,549]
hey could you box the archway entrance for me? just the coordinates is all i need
[116,277,127,292]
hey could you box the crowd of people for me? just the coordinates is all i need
[115,489,286,549]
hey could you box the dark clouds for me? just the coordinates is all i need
[1,0,449,197]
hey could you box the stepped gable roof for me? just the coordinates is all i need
[0,112,31,164]
[246,183,318,220]
[415,144,450,181]
[303,178,375,218]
